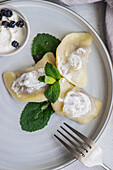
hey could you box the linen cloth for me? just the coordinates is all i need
[60,0,113,62]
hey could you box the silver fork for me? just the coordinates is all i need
[54,122,111,170]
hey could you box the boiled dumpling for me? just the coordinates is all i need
[52,78,102,124]
[56,33,92,88]
[3,52,55,102]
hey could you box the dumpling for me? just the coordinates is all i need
[52,78,102,124]
[56,33,92,88]
[3,52,55,102]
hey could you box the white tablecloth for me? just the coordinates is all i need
[61,2,113,170]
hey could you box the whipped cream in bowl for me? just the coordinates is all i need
[0,5,30,56]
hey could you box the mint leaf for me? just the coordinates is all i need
[44,81,60,103]
[45,75,56,84]
[33,102,50,120]
[38,75,56,84]
[32,33,61,63]
[20,102,54,132]
[45,62,61,80]
[32,55,42,63]
[38,75,45,82]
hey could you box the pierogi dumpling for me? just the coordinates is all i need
[3,52,55,102]
[56,33,92,88]
[52,78,102,124]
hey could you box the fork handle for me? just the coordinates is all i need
[101,163,111,170]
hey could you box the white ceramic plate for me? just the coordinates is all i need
[0,1,113,170]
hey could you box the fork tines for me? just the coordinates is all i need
[54,122,95,160]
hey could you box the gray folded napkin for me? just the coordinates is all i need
[59,0,113,62]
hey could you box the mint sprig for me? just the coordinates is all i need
[32,33,61,63]
[45,62,61,80]
[44,81,60,103]
[45,76,56,84]
[20,102,54,132]
[38,75,56,84]
[38,62,61,103]
[38,75,45,82]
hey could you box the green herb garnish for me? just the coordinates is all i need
[45,75,56,84]
[38,75,45,82]
[45,62,61,80]
[20,102,54,132]
[44,81,60,103]
[38,62,61,103]
[38,75,56,84]
[32,33,61,63]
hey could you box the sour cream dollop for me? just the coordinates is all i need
[68,51,82,70]
[0,11,25,53]
[63,91,92,117]
[57,47,88,76]
[12,69,46,97]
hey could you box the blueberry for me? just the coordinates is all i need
[16,20,24,27]
[1,9,6,16]
[9,21,16,28]
[12,40,19,48]
[1,8,13,17]
[2,21,9,28]
[6,9,13,17]
[0,13,2,20]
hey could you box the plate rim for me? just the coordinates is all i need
[0,0,113,170]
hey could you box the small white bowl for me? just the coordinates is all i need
[0,5,30,56]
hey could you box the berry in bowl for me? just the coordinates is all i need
[0,5,30,56]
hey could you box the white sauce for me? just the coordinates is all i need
[57,47,89,83]
[57,47,87,77]
[68,52,82,70]
[63,91,91,117]
[0,12,25,53]
[12,69,46,97]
